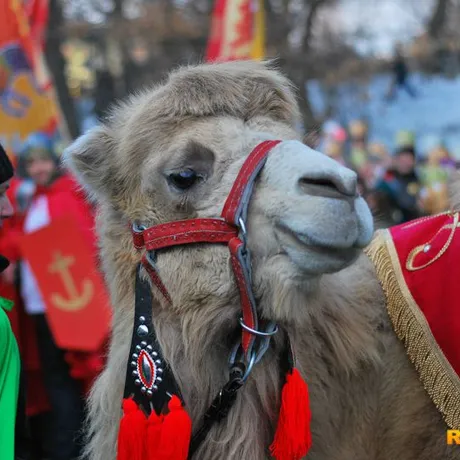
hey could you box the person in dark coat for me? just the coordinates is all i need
[387,46,417,100]
[373,145,423,226]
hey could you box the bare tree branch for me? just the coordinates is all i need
[427,0,450,39]
[46,0,81,138]
[302,0,331,53]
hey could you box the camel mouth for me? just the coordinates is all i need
[274,223,360,270]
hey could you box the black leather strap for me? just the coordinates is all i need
[123,264,182,415]
[188,363,245,457]
[123,265,248,457]
[188,338,291,458]
[122,264,284,457]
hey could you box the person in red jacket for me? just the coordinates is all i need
[12,132,103,460]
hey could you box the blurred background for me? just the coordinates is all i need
[3,0,460,225]
[1,1,460,458]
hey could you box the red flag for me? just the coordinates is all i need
[26,0,50,51]
[0,0,65,158]
[206,0,265,62]
[19,215,112,352]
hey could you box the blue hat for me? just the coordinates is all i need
[18,132,55,159]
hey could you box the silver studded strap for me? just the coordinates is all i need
[123,264,183,415]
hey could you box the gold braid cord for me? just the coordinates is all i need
[365,231,460,429]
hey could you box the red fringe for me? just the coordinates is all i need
[269,368,312,460]
[117,398,147,460]
[147,410,164,459]
[156,395,192,460]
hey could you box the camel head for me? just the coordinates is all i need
[65,61,373,322]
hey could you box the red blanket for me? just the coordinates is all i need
[366,211,460,429]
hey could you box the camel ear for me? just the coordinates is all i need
[63,125,115,201]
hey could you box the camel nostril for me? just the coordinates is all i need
[300,177,338,190]
[298,176,348,198]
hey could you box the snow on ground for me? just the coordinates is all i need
[307,73,460,159]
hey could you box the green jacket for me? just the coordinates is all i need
[0,296,19,460]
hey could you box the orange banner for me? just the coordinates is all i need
[206,0,265,62]
[19,215,112,352]
[0,0,63,161]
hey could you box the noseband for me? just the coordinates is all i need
[123,140,286,455]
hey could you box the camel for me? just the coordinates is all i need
[64,60,458,460]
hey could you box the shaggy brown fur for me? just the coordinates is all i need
[65,60,458,460]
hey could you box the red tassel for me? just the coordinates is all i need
[156,395,192,460]
[117,398,147,460]
[147,410,164,459]
[269,368,312,460]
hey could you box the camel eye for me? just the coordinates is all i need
[168,169,199,190]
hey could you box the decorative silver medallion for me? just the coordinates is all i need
[130,316,164,397]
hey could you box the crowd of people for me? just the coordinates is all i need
[319,119,458,228]
[0,134,105,460]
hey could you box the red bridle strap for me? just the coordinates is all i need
[142,219,238,252]
[222,140,281,225]
[131,139,282,356]
[221,139,281,353]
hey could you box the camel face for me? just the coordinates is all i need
[64,61,373,314]
[136,126,373,281]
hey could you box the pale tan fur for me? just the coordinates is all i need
[65,61,458,460]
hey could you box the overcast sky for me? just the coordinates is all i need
[335,0,435,57]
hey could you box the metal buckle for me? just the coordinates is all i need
[228,331,273,383]
[228,344,257,383]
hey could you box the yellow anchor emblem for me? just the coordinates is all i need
[48,251,94,311]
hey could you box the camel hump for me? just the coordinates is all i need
[365,211,460,430]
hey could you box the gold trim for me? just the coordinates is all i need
[398,210,454,231]
[406,212,459,271]
[365,232,460,429]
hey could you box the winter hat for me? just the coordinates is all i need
[0,143,14,185]
[18,132,55,160]
[395,130,415,149]
[17,132,59,178]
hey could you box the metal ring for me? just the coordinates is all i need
[239,317,279,337]
[132,221,146,233]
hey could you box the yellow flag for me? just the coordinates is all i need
[251,0,265,60]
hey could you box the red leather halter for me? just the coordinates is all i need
[131,139,281,359]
